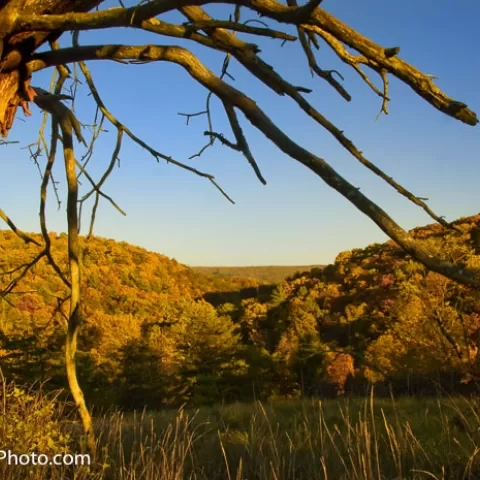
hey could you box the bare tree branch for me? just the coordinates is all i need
[209,101,266,184]
[177,6,454,229]
[0,208,41,246]
[25,42,480,287]
[286,0,349,101]
[68,36,234,204]
[12,0,323,35]
[182,19,296,41]
[31,42,452,230]
[0,250,45,298]
[79,128,125,238]
[10,1,476,125]
[32,85,95,454]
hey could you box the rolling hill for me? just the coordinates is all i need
[191,265,324,283]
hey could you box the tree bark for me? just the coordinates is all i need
[0,0,102,453]
[0,0,102,136]
[34,90,96,454]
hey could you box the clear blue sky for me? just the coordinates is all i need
[1,0,479,266]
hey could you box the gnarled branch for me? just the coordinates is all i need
[25,42,480,287]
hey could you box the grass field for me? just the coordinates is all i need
[2,384,480,479]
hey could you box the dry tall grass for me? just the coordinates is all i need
[1,379,479,479]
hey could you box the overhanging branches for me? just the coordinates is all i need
[17,42,480,287]
[0,0,479,286]
[7,0,477,125]
[0,0,477,289]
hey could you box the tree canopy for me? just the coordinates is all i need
[2,214,480,406]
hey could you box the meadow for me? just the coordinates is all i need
[2,380,480,480]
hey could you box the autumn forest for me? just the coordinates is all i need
[2,214,480,411]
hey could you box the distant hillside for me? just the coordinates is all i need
[238,212,480,392]
[2,213,480,408]
[0,230,260,319]
[191,265,324,283]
